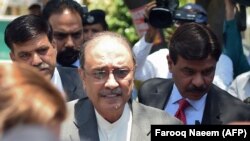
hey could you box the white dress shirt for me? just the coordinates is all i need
[227,71,250,101]
[133,35,233,90]
[164,84,207,125]
[95,103,132,141]
[51,67,65,97]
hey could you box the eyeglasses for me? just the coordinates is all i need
[83,67,134,83]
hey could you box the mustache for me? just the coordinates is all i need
[186,85,207,93]
[100,88,122,96]
[33,63,50,70]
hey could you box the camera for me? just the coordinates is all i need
[232,0,249,31]
[232,0,250,6]
[148,0,179,28]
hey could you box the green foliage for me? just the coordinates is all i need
[87,0,139,44]
[85,0,190,45]
[179,0,188,7]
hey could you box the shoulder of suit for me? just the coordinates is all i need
[132,101,181,124]
[67,97,89,106]
[66,97,91,117]
[57,66,78,72]
[142,78,172,87]
[210,84,249,106]
[56,66,80,79]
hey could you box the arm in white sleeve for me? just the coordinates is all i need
[133,35,153,68]
[213,54,233,90]
[227,72,250,101]
[132,35,155,81]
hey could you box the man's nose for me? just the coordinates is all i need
[192,74,205,87]
[65,35,74,48]
[86,31,94,41]
[31,53,43,66]
[104,73,119,89]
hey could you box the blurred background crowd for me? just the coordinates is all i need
[0,0,250,62]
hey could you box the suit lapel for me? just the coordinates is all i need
[130,101,150,141]
[202,85,222,124]
[57,66,75,99]
[74,99,99,141]
[151,79,174,109]
[57,66,86,101]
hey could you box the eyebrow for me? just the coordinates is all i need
[53,29,83,34]
[202,66,215,72]
[181,66,215,72]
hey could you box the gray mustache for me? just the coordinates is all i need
[100,88,122,96]
[34,63,50,70]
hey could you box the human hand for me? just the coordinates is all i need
[144,1,158,43]
[164,26,177,43]
[224,0,236,20]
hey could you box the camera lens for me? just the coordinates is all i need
[148,0,179,28]
[149,7,173,28]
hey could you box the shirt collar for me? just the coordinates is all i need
[95,103,131,129]
[51,67,65,95]
[172,84,207,111]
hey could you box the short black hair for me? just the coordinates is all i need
[42,0,84,24]
[169,22,222,64]
[4,15,53,51]
[28,4,41,10]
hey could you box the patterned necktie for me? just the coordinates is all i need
[175,99,189,124]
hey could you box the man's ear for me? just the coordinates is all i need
[10,52,16,61]
[167,55,173,73]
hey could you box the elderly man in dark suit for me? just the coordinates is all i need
[138,23,250,125]
[4,15,85,101]
[60,31,181,141]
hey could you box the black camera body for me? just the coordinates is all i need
[232,0,249,31]
[148,0,179,28]
[232,0,250,6]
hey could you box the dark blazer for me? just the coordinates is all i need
[138,78,250,124]
[57,66,86,101]
[60,97,182,141]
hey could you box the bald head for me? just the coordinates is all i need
[80,31,135,69]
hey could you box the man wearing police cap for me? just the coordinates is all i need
[83,9,108,42]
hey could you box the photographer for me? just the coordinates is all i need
[133,1,234,91]
[223,0,250,78]
[227,0,250,102]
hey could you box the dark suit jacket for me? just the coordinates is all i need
[138,78,250,124]
[60,97,182,141]
[57,66,86,101]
